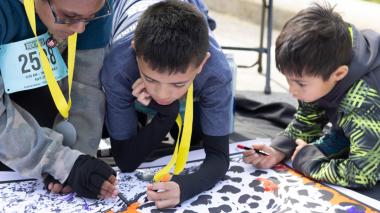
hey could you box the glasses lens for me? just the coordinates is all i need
[54,0,112,24]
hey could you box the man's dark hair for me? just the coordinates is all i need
[275,3,352,80]
[134,0,209,74]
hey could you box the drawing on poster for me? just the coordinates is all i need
[0,155,375,212]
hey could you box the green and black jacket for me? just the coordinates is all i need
[272,26,380,188]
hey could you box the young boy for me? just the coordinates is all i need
[243,3,380,188]
[0,0,117,199]
[101,0,232,208]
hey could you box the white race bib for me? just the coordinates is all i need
[0,32,67,94]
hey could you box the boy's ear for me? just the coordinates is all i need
[196,52,211,74]
[331,65,348,82]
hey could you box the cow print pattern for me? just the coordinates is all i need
[0,155,371,212]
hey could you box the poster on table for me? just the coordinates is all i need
[0,154,377,213]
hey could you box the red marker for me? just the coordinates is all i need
[237,144,270,156]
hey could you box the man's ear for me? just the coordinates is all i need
[131,40,135,50]
[331,65,348,82]
[196,52,211,74]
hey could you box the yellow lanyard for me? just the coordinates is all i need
[153,84,194,182]
[23,0,76,119]
[348,26,354,46]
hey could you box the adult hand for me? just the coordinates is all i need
[291,139,308,161]
[65,155,119,199]
[44,174,72,194]
[146,179,180,208]
[132,78,151,106]
[242,144,286,169]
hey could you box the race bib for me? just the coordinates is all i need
[0,32,67,94]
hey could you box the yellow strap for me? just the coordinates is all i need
[153,84,193,182]
[173,83,193,174]
[153,115,182,182]
[348,26,354,46]
[24,0,76,119]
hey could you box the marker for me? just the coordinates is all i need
[237,144,270,156]
[144,173,171,203]
[118,192,130,205]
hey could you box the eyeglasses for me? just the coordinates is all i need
[47,0,112,24]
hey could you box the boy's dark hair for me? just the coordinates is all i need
[275,3,352,80]
[134,0,209,74]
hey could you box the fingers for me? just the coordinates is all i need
[291,153,296,161]
[292,145,303,161]
[49,182,63,193]
[137,92,151,106]
[242,144,270,161]
[45,175,72,195]
[242,144,285,169]
[92,175,118,199]
[243,152,270,169]
[67,155,118,199]
[61,185,73,194]
[99,175,118,199]
[131,79,146,97]
[108,175,118,185]
[292,139,308,161]
[131,78,151,105]
[49,183,73,195]
[132,78,143,90]
[291,147,300,161]
[295,139,307,146]
[252,144,268,151]
[252,144,279,156]
[146,182,180,208]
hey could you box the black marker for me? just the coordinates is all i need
[118,192,130,205]
[237,144,270,156]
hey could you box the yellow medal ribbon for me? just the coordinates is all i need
[153,84,194,182]
[24,0,76,119]
[348,26,354,46]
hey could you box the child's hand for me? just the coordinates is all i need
[98,175,119,199]
[242,144,285,169]
[132,78,151,106]
[65,155,119,199]
[146,180,180,208]
[44,174,72,194]
[291,139,308,161]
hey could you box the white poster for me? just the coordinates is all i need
[0,154,377,213]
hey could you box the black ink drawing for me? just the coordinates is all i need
[0,155,375,212]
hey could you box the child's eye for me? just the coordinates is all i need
[174,83,186,88]
[144,77,155,83]
[61,13,77,19]
[297,83,306,87]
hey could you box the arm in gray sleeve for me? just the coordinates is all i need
[65,48,106,156]
[0,76,82,183]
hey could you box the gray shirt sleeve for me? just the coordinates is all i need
[65,48,106,156]
[0,76,82,183]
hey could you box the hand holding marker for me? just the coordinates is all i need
[237,144,270,156]
[144,173,171,202]
[117,173,172,208]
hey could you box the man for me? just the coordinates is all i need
[0,0,117,199]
